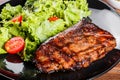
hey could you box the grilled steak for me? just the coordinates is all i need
[35,19,116,73]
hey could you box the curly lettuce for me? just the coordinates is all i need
[0,28,11,54]
[0,0,91,61]
[0,4,22,20]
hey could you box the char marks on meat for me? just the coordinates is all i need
[35,19,116,73]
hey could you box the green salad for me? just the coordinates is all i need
[0,0,91,61]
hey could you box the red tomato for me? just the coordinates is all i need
[5,37,25,54]
[11,15,22,23]
[48,16,59,22]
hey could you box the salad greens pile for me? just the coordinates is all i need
[0,0,91,61]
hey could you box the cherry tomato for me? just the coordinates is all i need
[11,15,22,23]
[5,37,25,54]
[48,16,59,22]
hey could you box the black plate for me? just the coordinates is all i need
[0,0,120,80]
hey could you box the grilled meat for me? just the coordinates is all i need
[35,19,116,73]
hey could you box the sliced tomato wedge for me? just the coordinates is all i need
[48,16,59,22]
[11,15,22,23]
[5,37,25,54]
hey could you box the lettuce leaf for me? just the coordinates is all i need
[0,28,11,54]
[0,4,22,20]
[20,38,38,61]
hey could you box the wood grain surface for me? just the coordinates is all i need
[103,0,120,14]
[95,62,120,80]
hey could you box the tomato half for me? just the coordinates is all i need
[5,37,25,54]
[48,16,59,22]
[11,15,22,23]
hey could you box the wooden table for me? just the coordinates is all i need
[103,0,120,14]
[95,62,120,80]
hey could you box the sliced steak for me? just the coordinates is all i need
[35,19,116,73]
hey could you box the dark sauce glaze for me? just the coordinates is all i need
[0,0,120,80]
[6,54,22,63]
